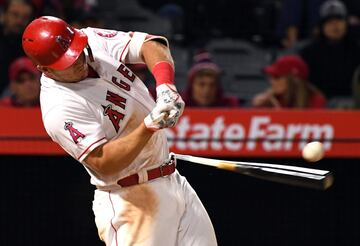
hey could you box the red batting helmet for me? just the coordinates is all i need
[22,16,88,70]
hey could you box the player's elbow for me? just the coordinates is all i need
[141,40,173,65]
[84,145,126,177]
[88,160,117,177]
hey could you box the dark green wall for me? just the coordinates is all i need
[0,156,359,246]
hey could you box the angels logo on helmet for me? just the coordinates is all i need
[56,35,71,51]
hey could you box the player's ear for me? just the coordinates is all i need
[37,65,47,73]
[37,65,53,77]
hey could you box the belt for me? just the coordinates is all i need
[117,159,176,187]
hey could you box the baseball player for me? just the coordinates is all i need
[22,16,217,246]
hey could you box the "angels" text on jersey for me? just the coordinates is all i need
[102,90,127,133]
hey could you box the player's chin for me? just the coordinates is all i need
[81,69,89,80]
[75,68,89,82]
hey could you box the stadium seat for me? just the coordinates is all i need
[205,38,270,102]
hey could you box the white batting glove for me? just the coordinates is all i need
[155,84,185,127]
[144,110,168,131]
[144,84,185,131]
[144,98,176,131]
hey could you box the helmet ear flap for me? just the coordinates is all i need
[22,16,88,70]
[86,45,95,62]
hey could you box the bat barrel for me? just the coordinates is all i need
[173,153,334,190]
[236,166,334,190]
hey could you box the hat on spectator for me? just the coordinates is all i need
[187,49,221,83]
[264,55,309,80]
[320,0,347,20]
[9,57,39,81]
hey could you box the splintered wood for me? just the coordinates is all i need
[217,162,237,171]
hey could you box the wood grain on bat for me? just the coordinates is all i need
[217,162,237,171]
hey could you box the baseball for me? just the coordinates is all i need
[302,141,324,162]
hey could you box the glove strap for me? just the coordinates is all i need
[152,61,175,86]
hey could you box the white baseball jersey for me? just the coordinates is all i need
[40,27,218,246]
[40,28,169,188]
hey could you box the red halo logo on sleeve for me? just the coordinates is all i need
[94,29,118,38]
[64,121,86,144]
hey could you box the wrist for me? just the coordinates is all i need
[156,83,177,94]
[152,61,174,87]
[142,120,158,132]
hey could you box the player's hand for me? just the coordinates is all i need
[144,105,170,131]
[144,84,185,131]
[155,84,185,126]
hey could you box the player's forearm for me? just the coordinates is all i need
[141,40,174,71]
[85,123,154,176]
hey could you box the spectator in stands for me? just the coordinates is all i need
[299,0,360,102]
[182,50,239,107]
[0,57,40,107]
[157,3,184,44]
[345,0,360,32]
[0,0,35,95]
[28,0,97,20]
[277,0,325,49]
[95,0,171,36]
[70,9,104,29]
[252,55,326,108]
[277,0,360,49]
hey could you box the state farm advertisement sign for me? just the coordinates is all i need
[1,108,360,157]
[166,109,360,157]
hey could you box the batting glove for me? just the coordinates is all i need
[155,84,185,127]
[144,105,171,131]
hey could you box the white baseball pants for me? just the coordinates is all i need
[92,170,217,246]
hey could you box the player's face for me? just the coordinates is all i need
[192,74,218,106]
[45,52,89,83]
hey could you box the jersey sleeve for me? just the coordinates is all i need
[89,28,169,64]
[116,32,169,64]
[43,104,107,163]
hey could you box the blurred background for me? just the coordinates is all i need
[1,0,360,245]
